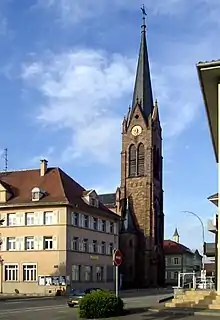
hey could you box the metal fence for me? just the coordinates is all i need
[177,272,215,290]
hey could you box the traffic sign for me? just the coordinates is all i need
[113,249,122,266]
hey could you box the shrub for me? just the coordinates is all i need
[79,290,124,319]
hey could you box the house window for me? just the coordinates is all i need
[8,213,16,226]
[73,237,79,251]
[101,241,106,254]
[4,264,18,281]
[174,271,178,279]
[92,240,97,253]
[72,212,79,226]
[7,237,16,251]
[84,266,92,281]
[83,215,89,228]
[72,265,80,281]
[93,217,98,230]
[165,271,168,279]
[82,239,89,252]
[25,212,35,226]
[23,264,37,281]
[109,243,113,255]
[110,222,114,233]
[101,220,106,232]
[44,212,53,225]
[96,266,104,281]
[25,237,34,250]
[44,236,53,250]
[173,257,179,265]
[31,187,41,201]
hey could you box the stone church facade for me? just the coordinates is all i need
[99,16,165,288]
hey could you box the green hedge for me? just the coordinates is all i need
[79,290,124,319]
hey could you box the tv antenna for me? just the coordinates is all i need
[3,148,8,172]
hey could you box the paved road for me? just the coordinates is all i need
[0,293,175,319]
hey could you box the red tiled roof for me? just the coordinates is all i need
[0,167,119,220]
[163,240,193,255]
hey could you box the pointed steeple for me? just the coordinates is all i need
[173,228,180,243]
[131,7,153,120]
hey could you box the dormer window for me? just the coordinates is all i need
[31,187,41,201]
[90,197,99,207]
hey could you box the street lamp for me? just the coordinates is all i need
[181,211,205,271]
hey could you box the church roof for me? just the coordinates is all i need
[98,193,116,208]
[131,15,153,121]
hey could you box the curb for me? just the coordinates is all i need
[148,308,220,317]
[0,296,63,302]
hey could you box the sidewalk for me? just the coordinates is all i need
[148,304,220,317]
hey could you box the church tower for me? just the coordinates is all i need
[173,228,180,243]
[118,10,164,288]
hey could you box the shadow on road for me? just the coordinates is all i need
[121,289,173,298]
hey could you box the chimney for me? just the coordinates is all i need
[40,159,48,177]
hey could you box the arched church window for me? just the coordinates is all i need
[137,143,144,176]
[129,144,136,177]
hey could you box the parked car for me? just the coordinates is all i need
[67,288,103,307]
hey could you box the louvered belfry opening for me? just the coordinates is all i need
[137,143,144,176]
[129,144,136,177]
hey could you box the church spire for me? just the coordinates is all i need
[131,5,153,120]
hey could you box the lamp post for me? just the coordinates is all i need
[181,211,205,271]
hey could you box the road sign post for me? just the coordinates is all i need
[113,249,122,298]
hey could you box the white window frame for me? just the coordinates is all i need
[109,222,114,233]
[72,265,80,281]
[82,239,88,252]
[7,237,16,251]
[4,264,18,281]
[96,266,104,282]
[44,236,53,250]
[101,241,106,254]
[44,212,53,225]
[25,237,34,250]
[92,240,97,253]
[72,212,79,227]
[22,264,37,282]
[25,212,35,226]
[83,215,89,228]
[73,237,79,251]
[109,242,113,255]
[101,220,106,232]
[93,217,98,230]
[173,257,179,265]
[84,266,92,281]
[8,213,16,226]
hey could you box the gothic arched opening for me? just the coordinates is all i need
[137,143,144,176]
[129,144,136,177]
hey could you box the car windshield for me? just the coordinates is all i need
[69,289,84,296]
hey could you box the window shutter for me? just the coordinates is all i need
[38,236,44,250]
[16,213,21,225]
[38,212,44,225]
[53,211,59,224]
[78,214,82,227]
[16,237,20,251]
[34,236,39,250]
[20,212,25,225]
[113,222,117,235]
[1,237,6,251]
[98,219,101,231]
[0,213,6,226]
[52,236,57,250]
[20,237,25,251]
[34,212,39,225]
[97,244,101,254]
[88,216,92,229]
[89,243,92,253]
[106,244,110,255]
[79,239,83,251]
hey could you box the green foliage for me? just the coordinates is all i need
[79,290,124,319]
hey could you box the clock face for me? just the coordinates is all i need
[131,125,142,136]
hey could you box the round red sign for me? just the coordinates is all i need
[113,249,122,266]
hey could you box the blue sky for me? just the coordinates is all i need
[0,0,218,253]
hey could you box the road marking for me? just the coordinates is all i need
[0,305,66,315]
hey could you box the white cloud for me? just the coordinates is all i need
[21,49,135,165]
[29,147,55,166]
